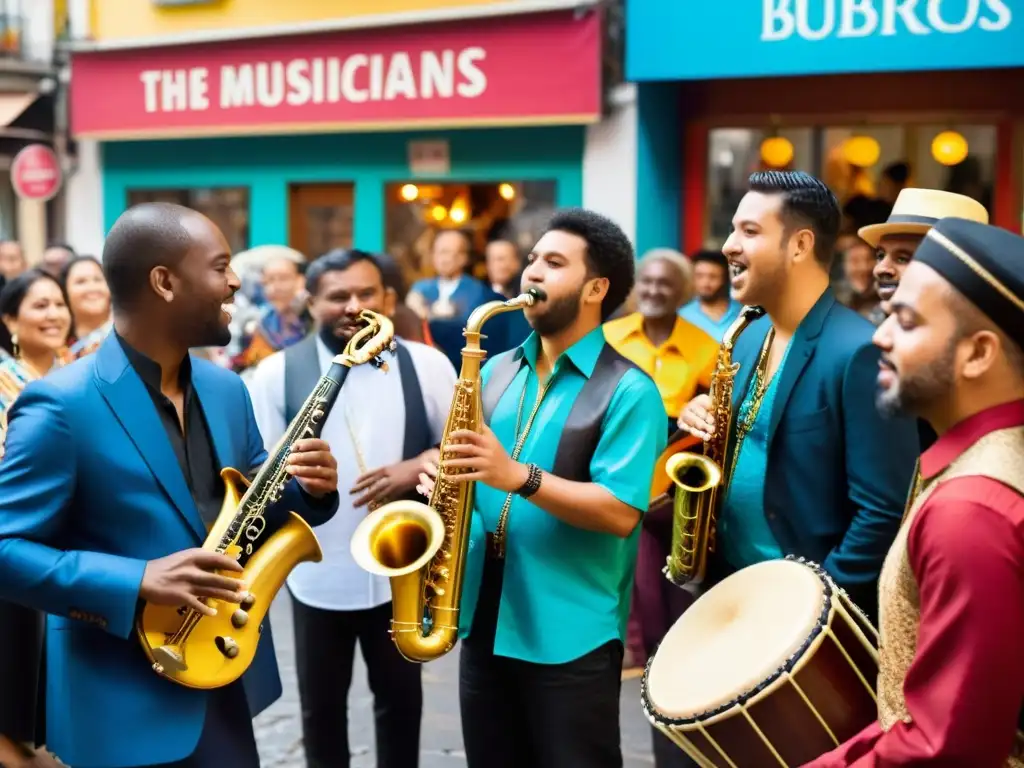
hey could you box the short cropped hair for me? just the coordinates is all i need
[102,202,195,311]
[305,249,385,297]
[748,170,840,267]
[691,250,729,273]
[544,208,635,320]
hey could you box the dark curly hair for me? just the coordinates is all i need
[748,170,840,267]
[544,208,635,320]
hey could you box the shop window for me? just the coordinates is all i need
[706,128,814,248]
[288,183,354,260]
[703,123,998,247]
[909,124,996,217]
[384,180,557,287]
[126,187,250,255]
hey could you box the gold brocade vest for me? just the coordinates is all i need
[877,426,1024,764]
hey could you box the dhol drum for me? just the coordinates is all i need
[641,557,879,768]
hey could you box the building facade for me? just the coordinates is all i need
[64,0,640,275]
[1,0,64,262]
[626,0,1024,255]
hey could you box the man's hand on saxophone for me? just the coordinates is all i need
[442,426,531,492]
[416,453,439,498]
[678,393,716,441]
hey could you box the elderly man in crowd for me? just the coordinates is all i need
[603,247,719,767]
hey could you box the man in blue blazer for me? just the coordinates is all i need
[0,203,339,768]
[407,229,529,369]
[679,171,918,621]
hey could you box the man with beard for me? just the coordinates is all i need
[246,249,457,768]
[0,203,340,768]
[859,188,989,316]
[804,218,1024,767]
[678,250,742,341]
[678,171,918,620]
[417,208,667,768]
[858,188,989,453]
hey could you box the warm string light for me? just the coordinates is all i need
[931,130,969,166]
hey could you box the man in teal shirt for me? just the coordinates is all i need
[420,209,666,768]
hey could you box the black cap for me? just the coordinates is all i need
[914,217,1024,349]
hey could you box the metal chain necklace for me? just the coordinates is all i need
[727,328,775,487]
[491,369,552,559]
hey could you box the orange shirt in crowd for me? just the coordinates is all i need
[603,312,718,419]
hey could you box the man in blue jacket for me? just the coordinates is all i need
[679,171,918,621]
[0,202,339,768]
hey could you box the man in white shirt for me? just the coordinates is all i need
[246,249,457,768]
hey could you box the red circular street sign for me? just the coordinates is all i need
[11,144,62,202]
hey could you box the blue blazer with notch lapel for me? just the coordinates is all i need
[720,289,918,618]
[0,335,338,767]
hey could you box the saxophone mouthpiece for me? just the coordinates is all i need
[526,287,547,303]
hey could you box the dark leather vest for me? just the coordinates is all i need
[481,343,638,483]
[283,335,433,467]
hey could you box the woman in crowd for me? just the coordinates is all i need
[60,255,112,361]
[0,270,71,768]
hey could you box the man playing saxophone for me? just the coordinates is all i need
[678,171,919,620]
[419,208,667,768]
[247,249,457,768]
[0,204,340,768]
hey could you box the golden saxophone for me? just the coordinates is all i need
[350,287,546,662]
[663,304,765,589]
[137,310,396,689]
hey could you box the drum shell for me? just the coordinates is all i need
[642,561,879,768]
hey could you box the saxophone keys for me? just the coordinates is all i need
[215,636,240,659]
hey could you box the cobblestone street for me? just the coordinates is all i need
[255,592,656,767]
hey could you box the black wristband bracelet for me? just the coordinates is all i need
[516,463,543,498]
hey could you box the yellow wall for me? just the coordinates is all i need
[89,0,512,42]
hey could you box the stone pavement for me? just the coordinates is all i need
[255,591,657,767]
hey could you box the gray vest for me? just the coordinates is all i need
[283,335,433,467]
[481,343,638,483]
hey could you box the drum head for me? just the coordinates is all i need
[646,559,827,722]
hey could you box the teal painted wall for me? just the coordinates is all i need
[102,126,585,252]
[635,82,681,255]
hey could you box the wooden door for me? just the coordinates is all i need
[288,183,355,259]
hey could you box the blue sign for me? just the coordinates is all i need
[627,0,1023,81]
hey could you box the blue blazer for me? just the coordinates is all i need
[0,336,338,767]
[721,290,918,615]
[411,276,529,370]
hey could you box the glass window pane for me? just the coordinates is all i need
[126,187,250,254]
[705,127,814,249]
[384,181,557,287]
[910,124,996,217]
[821,125,906,206]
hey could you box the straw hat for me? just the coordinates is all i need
[858,188,989,248]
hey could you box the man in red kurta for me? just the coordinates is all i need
[803,217,1024,767]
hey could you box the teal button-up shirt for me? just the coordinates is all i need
[458,327,667,664]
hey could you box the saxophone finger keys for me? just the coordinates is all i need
[442,426,528,493]
[286,438,339,498]
[679,394,716,441]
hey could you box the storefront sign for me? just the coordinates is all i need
[408,140,451,175]
[70,10,602,138]
[11,144,62,201]
[627,0,1023,80]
